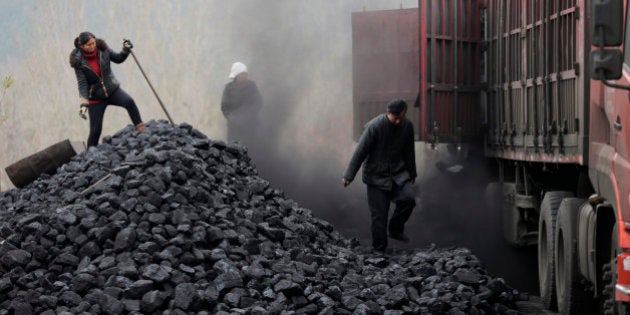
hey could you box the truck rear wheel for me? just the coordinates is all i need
[554,198,595,314]
[538,191,573,310]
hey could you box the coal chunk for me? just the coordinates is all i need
[1,249,31,268]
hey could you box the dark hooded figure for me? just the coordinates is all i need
[342,99,417,254]
[69,31,145,147]
[220,62,262,147]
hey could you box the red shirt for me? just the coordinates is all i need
[82,50,102,104]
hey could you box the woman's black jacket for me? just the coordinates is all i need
[69,39,129,105]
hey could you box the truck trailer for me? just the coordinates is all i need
[352,0,630,313]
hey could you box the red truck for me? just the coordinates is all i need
[352,0,630,313]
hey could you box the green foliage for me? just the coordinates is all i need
[2,75,13,89]
[0,75,10,190]
[0,74,12,122]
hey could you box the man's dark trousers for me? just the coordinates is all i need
[367,181,415,252]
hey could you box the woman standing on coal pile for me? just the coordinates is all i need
[69,31,145,147]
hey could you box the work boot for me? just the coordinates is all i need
[370,248,391,259]
[135,122,146,131]
[389,232,410,243]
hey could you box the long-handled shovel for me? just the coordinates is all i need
[125,39,175,126]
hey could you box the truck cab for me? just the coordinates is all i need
[590,0,630,310]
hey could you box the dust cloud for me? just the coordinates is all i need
[0,0,537,293]
[413,143,539,293]
[0,0,416,190]
[0,0,416,234]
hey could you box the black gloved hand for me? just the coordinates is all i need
[122,39,133,52]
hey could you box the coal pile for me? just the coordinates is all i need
[0,120,523,314]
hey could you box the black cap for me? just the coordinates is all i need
[387,99,408,115]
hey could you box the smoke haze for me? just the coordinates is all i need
[0,0,416,188]
[0,0,537,293]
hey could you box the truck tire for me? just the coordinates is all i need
[602,225,630,315]
[538,191,573,310]
[554,198,595,314]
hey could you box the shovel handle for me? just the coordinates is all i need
[125,40,175,126]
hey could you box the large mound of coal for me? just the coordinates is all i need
[0,120,522,314]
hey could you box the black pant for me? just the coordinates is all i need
[87,88,142,147]
[226,111,260,148]
[367,181,416,251]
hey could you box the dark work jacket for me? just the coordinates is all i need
[343,114,417,190]
[69,39,130,104]
[220,79,262,117]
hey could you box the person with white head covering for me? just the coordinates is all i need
[221,62,263,146]
[228,62,248,81]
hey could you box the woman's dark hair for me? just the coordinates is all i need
[74,31,95,48]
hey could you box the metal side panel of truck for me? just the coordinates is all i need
[484,0,587,163]
[351,1,483,143]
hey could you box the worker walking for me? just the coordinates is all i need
[69,31,145,147]
[342,99,417,254]
[220,62,262,147]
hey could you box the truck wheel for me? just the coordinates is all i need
[554,198,595,314]
[602,225,630,315]
[538,191,573,310]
